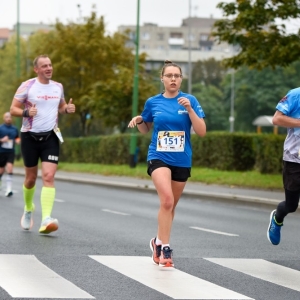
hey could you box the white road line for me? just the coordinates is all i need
[205,258,300,292]
[0,255,94,298]
[190,226,239,237]
[90,256,253,300]
[102,209,130,216]
[55,198,65,202]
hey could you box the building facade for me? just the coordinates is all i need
[118,17,235,75]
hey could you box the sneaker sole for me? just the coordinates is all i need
[149,238,159,265]
[267,210,279,245]
[159,261,174,268]
[39,221,58,234]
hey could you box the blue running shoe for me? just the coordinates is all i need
[267,210,282,245]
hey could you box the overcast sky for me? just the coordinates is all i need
[1,0,230,34]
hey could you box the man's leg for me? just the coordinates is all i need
[20,132,39,230]
[40,162,57,221]
[5,161,13,197]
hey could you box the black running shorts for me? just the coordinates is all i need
[147,159,191,182]
[0,152,15,167]
[21,131,60,168]
[283,160,300,191]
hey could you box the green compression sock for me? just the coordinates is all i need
[23,185,36,211]
[41,187,55,220]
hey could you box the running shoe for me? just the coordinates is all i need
[267,210,283,245]
[21,204,35,230]
[5,190,13,197]
[39,217,59,234]
[159,246,174,268]
[149,237,162,265]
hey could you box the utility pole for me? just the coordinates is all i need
[129,0,140,168]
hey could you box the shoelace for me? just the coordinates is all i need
[162,247,173,259]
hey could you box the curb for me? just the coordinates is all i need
[14,170,281,207]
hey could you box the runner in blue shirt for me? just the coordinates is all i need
[0,112,20,197]
[128,60,206,267]
[268,88,300,245]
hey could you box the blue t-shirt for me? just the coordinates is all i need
[276,87,300,163]
[0,124,19,153]
[141,91,205,167]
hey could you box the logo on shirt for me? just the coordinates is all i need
[37,95,60,100]
[279,96,288,102]
[178,109,188,114]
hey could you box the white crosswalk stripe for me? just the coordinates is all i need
[0,255,299,299]
[0,255,94,299]
[205,258,300,293]
[90,256,253,300]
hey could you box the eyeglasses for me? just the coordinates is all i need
[163,73,182,79]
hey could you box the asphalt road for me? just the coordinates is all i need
[0,176,299,300]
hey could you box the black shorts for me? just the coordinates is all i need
[21,131,60,168]
[147,159,191,182]
[283,160,300,191]
[0,152,15,167]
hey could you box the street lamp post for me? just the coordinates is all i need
[15,0,21,158]
[188,0,192,94]
[129,0,140,168]
[229,68,235,132]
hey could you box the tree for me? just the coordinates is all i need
[0,37,28,116]
[221,61,300,131]
[27,11,156,135]
[213,0,300,69]
[192,58,227,88]
[192,83,228,131]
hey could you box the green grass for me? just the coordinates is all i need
[14,160,283,190]
[54,162,282,191]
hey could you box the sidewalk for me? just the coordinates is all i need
[13,167,284,207]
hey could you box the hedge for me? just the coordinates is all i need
[59,132,286,174]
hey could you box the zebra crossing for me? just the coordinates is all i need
[0,254,299,299]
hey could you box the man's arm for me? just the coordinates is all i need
[272,110,300,128]
[10,98,24,117]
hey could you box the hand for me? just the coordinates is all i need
[128,116,143,128]
[29,104,37,117]
[1,136,9,143]
[178,97,192,112]
[66,98,75,114]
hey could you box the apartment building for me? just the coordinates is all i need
[118,17,234,75]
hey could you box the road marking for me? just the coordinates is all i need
[0,255,94,298]
[55,198,65,202]
[102,209,130,216]
[190,226,239,237]
[90,256,253,300]
[205,258,300,292]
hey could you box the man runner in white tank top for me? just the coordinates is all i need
[10,54,75,234]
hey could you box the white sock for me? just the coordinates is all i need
[6,173,12,192]
[162,244,170,249]
[155,237,162,245]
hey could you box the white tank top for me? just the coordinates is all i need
[14,78,64,133]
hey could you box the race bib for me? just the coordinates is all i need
[156,131,185,152]
[1,140,13,149]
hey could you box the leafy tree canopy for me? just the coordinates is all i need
[213,0,300,69]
